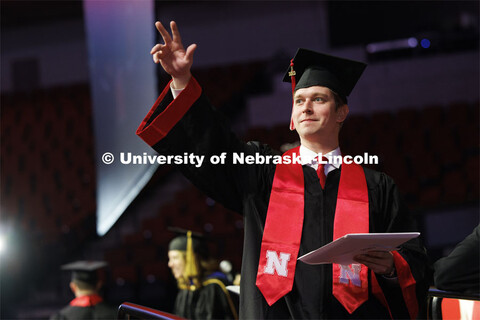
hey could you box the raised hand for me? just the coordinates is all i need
[150,21,197,89]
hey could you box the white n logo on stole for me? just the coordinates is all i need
[339,264,362,287]
[264,250,291,277]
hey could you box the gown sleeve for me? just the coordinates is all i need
[136,76,275,215]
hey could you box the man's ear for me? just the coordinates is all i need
[69,281,76,294]
[96,281,103,292]
[336,104,349,123]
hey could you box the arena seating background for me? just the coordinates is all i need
[1,58,478,313]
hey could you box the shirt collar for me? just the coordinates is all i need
[300,145,342,170]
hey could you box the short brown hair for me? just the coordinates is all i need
[331,90,347,110]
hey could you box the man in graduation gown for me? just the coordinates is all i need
[137,21,430,319]
[50,261,117,320]
[168,229,238,319]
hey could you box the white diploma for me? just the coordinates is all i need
[298,232,420,265]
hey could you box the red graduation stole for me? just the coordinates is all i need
[255,147,305,305]
[332,160,369,313]
[70,294,103,307]
[256,146,369,313]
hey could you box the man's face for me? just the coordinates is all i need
[292,86,347,143]
[168,250,185,280]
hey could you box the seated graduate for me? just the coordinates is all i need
[50,261,117,320]
[168,229,238,320]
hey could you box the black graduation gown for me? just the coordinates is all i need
[434,224,480,294]
[137,77,430,319]
[50,302,117,320]
[174,276,237,320]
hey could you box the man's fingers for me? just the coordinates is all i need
[185,43,197,61]
[153,52,160,63]
[362,250,391,258]
[150,44,165,55]
[170,21,182,44]
[354,258,388,273]
[354,252,394,275]
[155,21,172,44]
[355,253,389,264]
[153,51,167,63]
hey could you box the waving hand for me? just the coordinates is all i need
[150,21,197,89]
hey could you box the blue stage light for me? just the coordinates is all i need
[421,39,431,49]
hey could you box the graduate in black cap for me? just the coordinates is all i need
[167,229,238,319]
[50,261,117,320]
[137,21,430,319]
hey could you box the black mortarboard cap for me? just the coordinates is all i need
[61,260,108,285]
[168,227,209,258]
[283,48,367,100]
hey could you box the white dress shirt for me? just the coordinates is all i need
[171,85,183,99]
[299,145,342,176]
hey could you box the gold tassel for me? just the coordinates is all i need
[185,230,199,287]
